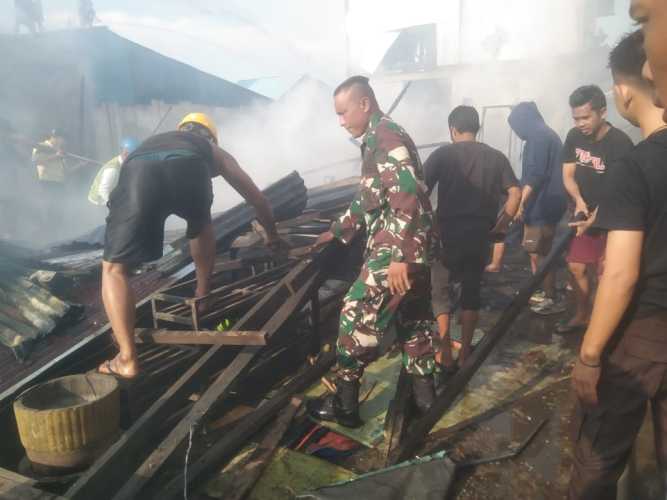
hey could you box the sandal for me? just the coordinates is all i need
[98,358,137,380]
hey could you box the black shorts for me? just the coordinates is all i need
[103,155,213,265]
[434,220,491,311]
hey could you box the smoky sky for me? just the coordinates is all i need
[1,0,638,245]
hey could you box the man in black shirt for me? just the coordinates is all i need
[631,1,667,120]
[559,85,634,334]
[99,113,282,378]
[424,106,520,370]
[568,30,667,499]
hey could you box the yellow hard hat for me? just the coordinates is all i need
[178,112,218,144]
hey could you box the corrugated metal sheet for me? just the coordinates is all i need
[306,177,359,211]
[0,257,77,361]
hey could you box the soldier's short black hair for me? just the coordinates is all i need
[334,75,376,102]
[569,85,606,111]
[609,30,648,87]
[448,105,480,134]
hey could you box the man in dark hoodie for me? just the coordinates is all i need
[508,102,567,315]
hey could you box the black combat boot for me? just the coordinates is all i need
[411,374,436,416]
[307,378,363,428]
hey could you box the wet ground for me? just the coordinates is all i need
[423,248,664,500]
[333,244,663,499]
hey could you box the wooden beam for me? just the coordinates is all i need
[383,367,412,464]
[135,329,267,346]
[110,254,326,500]
[151,312,194,327]
[0,467,66,499]
[387,229,575,465]
[158,351,336,499]
[211,397,303,500]
[309,293,321,356]
[150,293,189,304]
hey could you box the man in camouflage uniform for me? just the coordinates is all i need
[309,75,436,428]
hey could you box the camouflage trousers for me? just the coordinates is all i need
[336,251,436,382]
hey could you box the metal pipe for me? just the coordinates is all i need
[151,105,173,135]
[386,81,412,117]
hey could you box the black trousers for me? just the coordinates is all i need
[569,313,667,500]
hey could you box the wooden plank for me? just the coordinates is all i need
[151,293,190,304]
[153,312,195,326]
[387,229,576,465]
[165,261,289,298]
[158,351,336,499]
[109,256,326,500]
[135,329,268,346]
[0,467,66,499]
[217,397,302,500]
[0,467,36,488]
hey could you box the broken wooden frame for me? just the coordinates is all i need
[150,212,334,331]
[114,255,325,499]
[151,262,290,330]
[388,229,576,464]
[66,244,335,500]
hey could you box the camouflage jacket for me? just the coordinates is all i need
[330,112,433,264]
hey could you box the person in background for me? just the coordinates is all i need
[14,0,40,34]
[32,129,65,181]
[508,101,567,315]
[33,0,43,32]
[88,137,139,206]
[424,105,521,373]
[558,85,633,334]
[485,241,506,273]
[99,113,282,378]
[568,28,667,499]
[31,129,67,230]
[78,0,95,28]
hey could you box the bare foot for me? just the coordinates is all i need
[567,313,590,327]
[98,355,139,379]
[485,263,501,273]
